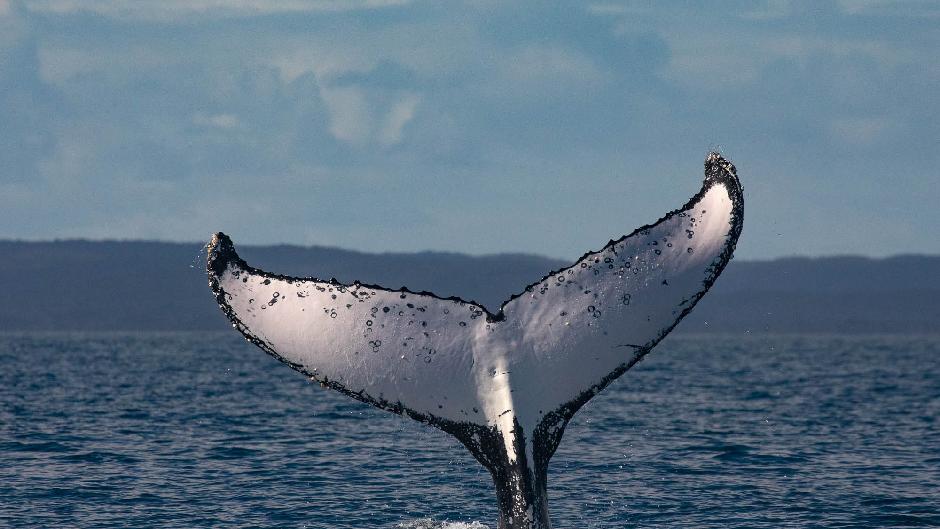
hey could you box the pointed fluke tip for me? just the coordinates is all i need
[704,151,737,184]
[207,232,237,276]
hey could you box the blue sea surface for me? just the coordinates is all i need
[1,333,938,528]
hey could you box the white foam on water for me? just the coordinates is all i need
[396,518,489,529]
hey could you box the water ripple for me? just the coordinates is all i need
[1,332,938,528]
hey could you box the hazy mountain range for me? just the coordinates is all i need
[2,240,937,334]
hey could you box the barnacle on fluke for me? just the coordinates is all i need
[207,153,743,529]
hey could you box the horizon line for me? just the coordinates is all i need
[1,237,936,263]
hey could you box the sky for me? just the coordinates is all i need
[1,0,937,260]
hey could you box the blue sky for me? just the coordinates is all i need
[1,1,937,260]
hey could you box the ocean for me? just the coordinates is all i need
[2,333,938,528]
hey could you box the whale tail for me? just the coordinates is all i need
[207,153,743,529]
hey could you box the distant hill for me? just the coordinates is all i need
[0,240,566,332]
[1,240,937,333]
[683,255,940,333]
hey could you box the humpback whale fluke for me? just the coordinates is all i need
[207,153,743,529]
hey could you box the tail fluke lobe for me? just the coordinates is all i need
[497,151,743,429]
[207,233,490,429]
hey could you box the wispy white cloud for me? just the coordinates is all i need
[0,0,27,48]
[760,35,919,66]
[662,29,923,91]
[739,0,793,21]
[320,85,373,144]
[193,112,242,130]
[25,0,410,21]
[273,49,372,84]
[485,45,606,102]
[586,2,653,16]
[37,47,103,84]
[837,0,940,17]
[320,88,420,147]
[828,116,898,145]
[378,94,418,147]
[499,46,604,85]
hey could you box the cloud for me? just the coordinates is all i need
[738,0,794,21]
[193,112,242,130]
[0,0,26,47]
[0,33,62,183]
[24,0,411,21]
[319,86,420,147]
[586,3,651,16]
[378,94,418,147]
[661,30,921,92]
[837,0,940,17]
[496,45,605,91]
[319,85,373,144]
[1,2,938,259]
[332,60,418,89]
[828,116,897,145]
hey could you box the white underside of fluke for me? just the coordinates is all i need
[208,154,742,466]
